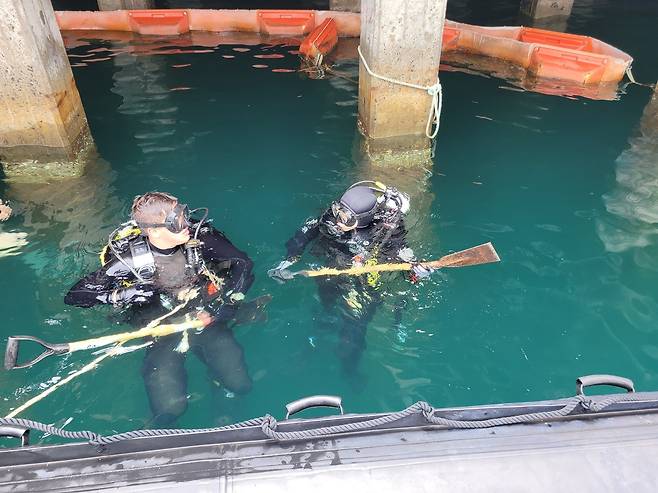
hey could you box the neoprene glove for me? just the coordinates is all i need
[411,264,434,281]
[267,259,296,284]
[108,285,155,305]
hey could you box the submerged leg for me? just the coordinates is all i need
[141,334,188,428]
[336,288,380,374]
[192,323,252,396]
[315,277,341,332]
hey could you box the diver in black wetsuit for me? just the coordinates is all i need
[268,181,433,373]
[65,192,254,427]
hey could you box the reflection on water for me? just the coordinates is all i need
[597,90,658,252]
[0,231,28,258]
[4,156,122,313]
[112,46,181,158]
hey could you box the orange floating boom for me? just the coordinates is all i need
[55,9,633,86]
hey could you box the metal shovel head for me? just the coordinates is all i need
[431,242,501,269]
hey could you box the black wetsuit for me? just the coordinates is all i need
[65,224,254,427]
[285,209,410,372]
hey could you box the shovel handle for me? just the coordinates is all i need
[4,336,69,370]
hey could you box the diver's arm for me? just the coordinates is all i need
[64,258,154,308]
[390,220,434,281]
[267,215,321,282]
[284,215,322,260]
[199,227,255,321]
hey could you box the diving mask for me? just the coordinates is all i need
[330,201,358,231]
[139,203,191,234]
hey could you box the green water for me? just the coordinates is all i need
[1,0,658,440]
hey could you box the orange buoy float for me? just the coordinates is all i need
[299,18,338,64]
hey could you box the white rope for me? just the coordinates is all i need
[625,65,657,90]
[625,65,637,84]
[357,45,443,140]
[5,344,125,419]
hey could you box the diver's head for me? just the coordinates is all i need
[131,191,191,248]
[330,185,378,232]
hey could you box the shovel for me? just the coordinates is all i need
[279,242,500,279]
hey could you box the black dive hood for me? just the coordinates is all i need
[338,185,378,228]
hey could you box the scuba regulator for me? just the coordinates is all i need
[183,207,209,276]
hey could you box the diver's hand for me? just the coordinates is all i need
[111,286,155,305]
[267,259,296,284]
[177,286,200,301]
[410,263,434,283]
[0,202,12,222]
[196,310,214,327]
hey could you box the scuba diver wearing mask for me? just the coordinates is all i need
[268,181,433,373]
[65,191,254,427]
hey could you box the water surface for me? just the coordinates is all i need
[1,0,657,441]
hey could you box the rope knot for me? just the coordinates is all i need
[427,82,441,96]
[418,401,435,421]
[579,397,593,411]
[357,45,443,140]
[261,414,278,439]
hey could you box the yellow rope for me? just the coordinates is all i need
[5,295,197,419]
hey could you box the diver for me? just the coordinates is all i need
[0,198,12,222]
[65,191,255,427]
[268,181,433,373]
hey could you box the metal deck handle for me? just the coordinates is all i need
[0,425,30,447]
[576,374,635,396]
[285,395,344,419]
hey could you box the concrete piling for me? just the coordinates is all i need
[330,0,361,13]
[520,0,574,20]
[0,0,92,178]
[98,0,154,10]
[358,0,447,167]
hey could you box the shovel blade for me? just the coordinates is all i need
[430,242,501,269]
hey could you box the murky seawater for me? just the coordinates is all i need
[1,0,657,442]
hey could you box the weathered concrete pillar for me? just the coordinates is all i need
[0,0,91,178]
[358,0,447,167]
[330,0,361,13]
[98,0,154,10]
[520,0,574,20]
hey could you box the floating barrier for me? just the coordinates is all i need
[440,22,632,85]
[55,9,360,37]
[299,18,338,63]
[55,9,633,92]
